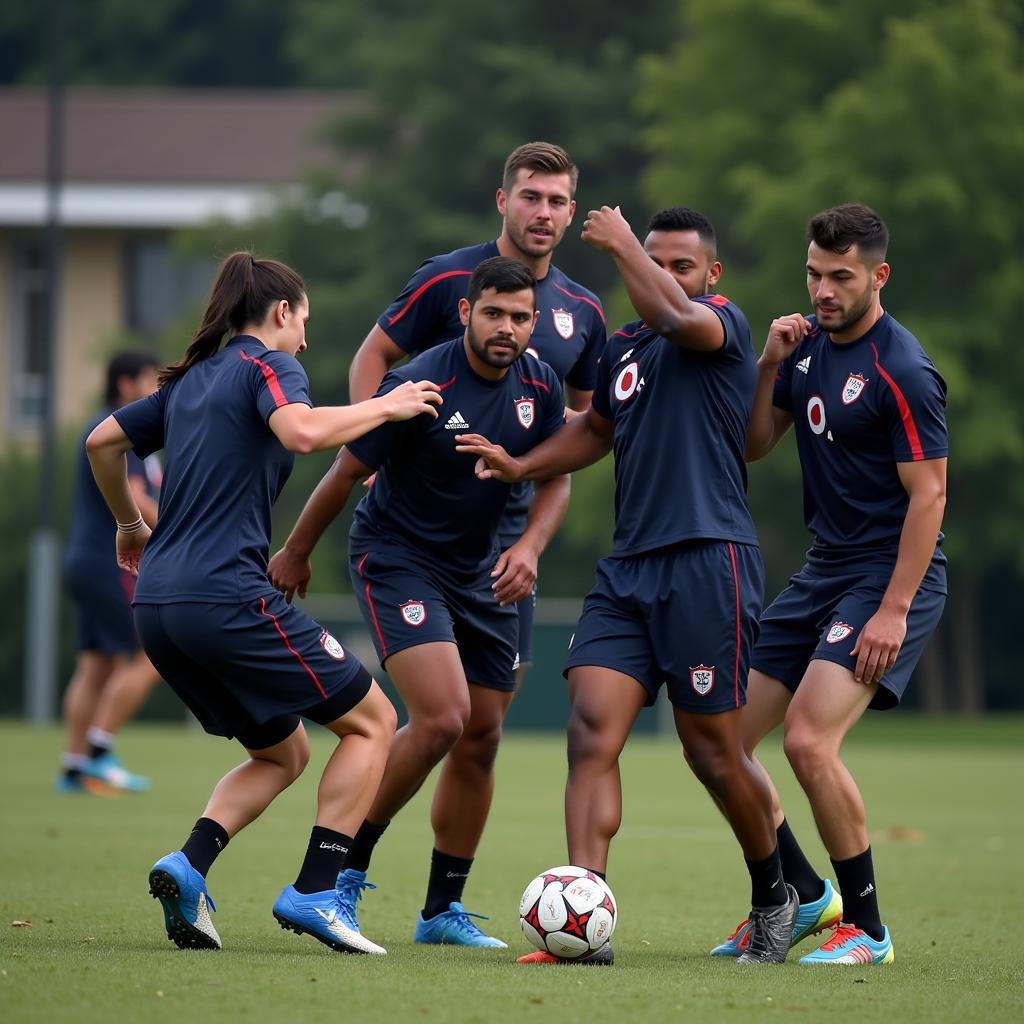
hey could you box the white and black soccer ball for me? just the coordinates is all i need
[519,865,617,959]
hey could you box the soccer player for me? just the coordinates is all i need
[86,252,441,954]
[348,141,605,686]
[709,204,947,965]
[58,351,163,794]
[268,257,570,947]
[457,207,799,965]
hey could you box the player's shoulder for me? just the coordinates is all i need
[693,292,751,331]
[870,314,943,380]
[513,350,561,394]
[545,264,604,315]
[398,336,461,378]
[421,240,499,275]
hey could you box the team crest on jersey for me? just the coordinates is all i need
[841,374,868,405]
[552,308,575,340]
[690,665,715,696]
[400,601,427,627]
[319,631,346,661]
[826,621,854,644]
[515,399,536,429]
[614,361,641,402]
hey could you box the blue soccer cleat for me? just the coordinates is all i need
[82,751,151,792]
[273,884,386,954]
[711,879,843,956]
[414,902,508,948]
[54,772,114,796]
[333,867,376,934]
[148,850,221,950]
[799,923,894,965]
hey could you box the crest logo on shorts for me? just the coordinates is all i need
[552,308,575,340]
[400,601,427,627]
[690,664,715,696]
[515,399,536,429]
[841,374,868,405]
[826,621,854,644]
[319,631,346,660]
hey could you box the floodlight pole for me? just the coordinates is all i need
[24,0,66,724]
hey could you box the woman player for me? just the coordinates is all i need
[86,252,441,955]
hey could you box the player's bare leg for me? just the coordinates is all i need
[564,667,647,873]
[90,650,160,735]
[62,652,114,757]
[431,684,515,858]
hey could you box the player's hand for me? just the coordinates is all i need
[453,434,524,482]
[490,539,539,606]
[381,379,443,421]
[581,206,632,254]
[850,606,907,685]
[116,524,151,576]
[267,545,312,603]
[362,472,377,489]
[762,314,812,366]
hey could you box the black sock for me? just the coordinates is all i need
[180,817,229,878]
[588,867,607,881]
[831,847,884,940]
[745,847,787,908]
[422,849,473,920]
[343,819,388,874]
[776,819,825,904]
[88,743,110,759]
[294,827,354,895]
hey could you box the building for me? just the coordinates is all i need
[0,88,354,441]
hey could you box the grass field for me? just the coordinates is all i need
[1,716,1022,1023]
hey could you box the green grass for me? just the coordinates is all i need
[2,716,1022,1023]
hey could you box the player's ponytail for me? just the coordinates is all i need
[159,252,306,385]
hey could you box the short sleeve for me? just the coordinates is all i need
[344,373,409,470]
[693,296,750,365]
[113,388,168,458]
[245,350,312,424]
[590,340,614,420]
[773,357,794,412]
[564,302,607,393]
[377,258,471,355]
[880,360,948,463]
[125,449,147,480]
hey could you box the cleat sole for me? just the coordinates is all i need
[148,869,220,951]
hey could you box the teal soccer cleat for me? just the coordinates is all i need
[83,751,151,792]
[799,923,894,965]
[148,851,221,950]
[414,902,508,948]
[273,884,386,954]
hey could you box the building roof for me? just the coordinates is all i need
[1,87,358,184]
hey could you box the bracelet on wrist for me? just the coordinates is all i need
[116,515,145,534]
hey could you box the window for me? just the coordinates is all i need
[124,235,213,337]
[8,236,49,434]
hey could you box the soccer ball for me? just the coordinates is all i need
[519,865,617,959]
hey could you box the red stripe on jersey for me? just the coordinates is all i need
[553,282,606,323]
[357,553,369,576]
[437,375,457,391]
[728,543,742,708]
[871,342,924,461]
[613,325,646,339]
[387,270,473,327]
[239,350,288,408]
[703,294,729,307]
[258,597,328,700]
[520,376,551,392]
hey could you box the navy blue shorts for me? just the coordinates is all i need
[66,561,141,655]
[752,564,946,711]
[514,584,536,668]
[565,541,765,714]
[134,592,372,747]
[351,547,518,690]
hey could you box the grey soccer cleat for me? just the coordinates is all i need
[736,884,799,965]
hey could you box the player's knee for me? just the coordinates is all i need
[456,720,503,773]
[685,745,736,795]
[417,708,467,759]
[566,707,612,767]
[782,727,830,781]
[373,700,399,743]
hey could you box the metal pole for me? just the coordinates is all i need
[24,0,66,723]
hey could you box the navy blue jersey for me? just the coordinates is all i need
[113,336,312,603]
[65,409,155,572]
[591,296,759,557]
[348,338,565,575]
[773,312,948,578]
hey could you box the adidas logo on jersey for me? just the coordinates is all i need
[797,356,812,374]
[445,411,470,430]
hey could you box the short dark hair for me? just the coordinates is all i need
[807,203,889,263]
[467,256,537,306]
[105,350,159,405]
[646,207,717,257]
[502,141,579,196]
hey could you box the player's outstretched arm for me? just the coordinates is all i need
[745,314,805,461]
[490,473,571,606]
[582,206,723,352]
[86,415,152,574]
[850,457,947,685]
[349,325,407,403]
[455,406,613,483]
[267,449,373,601]
[269,380,441,454]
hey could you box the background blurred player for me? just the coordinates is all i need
[86,252,440,954]
[57,350,162,794]
[349,141,605,686]
[269,257,570,948]
[458,207,798,966]
[711,203,947,966]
